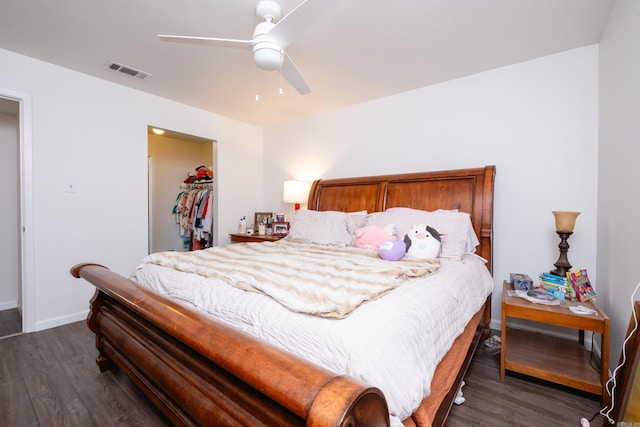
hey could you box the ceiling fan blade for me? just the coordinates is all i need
[267,0,341,48]
[158,34,253,49]
[280,50,310,95]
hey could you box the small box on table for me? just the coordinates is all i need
[510,273,533,291]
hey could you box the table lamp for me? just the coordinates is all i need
[550,211,580,278]
[283,180,310,210]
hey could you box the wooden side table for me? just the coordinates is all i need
[229,233,285,243]
[501,280,609,401]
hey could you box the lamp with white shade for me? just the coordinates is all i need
[283,180,310,211]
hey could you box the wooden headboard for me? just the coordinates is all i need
[308,165,496,273]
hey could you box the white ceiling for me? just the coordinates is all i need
[0,0,614,127]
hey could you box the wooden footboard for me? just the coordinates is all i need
[71,263,390,427]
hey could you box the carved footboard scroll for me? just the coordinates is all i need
[71,263,390,427]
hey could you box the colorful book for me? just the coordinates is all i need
[566,269,597,302]
[537,272,571,300]
[540,272,567,285]
[538,281,569,300]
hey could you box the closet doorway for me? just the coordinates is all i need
[0,93,31,338]
[148,127,216,254]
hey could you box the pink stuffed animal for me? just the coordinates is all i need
[355,225,397,253]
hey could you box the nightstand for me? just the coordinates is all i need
[229,233,285,243]
[501,280,609,401]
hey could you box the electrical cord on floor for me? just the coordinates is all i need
[580,332,603,426]
[581,280,640,426]
[580,409,602,427]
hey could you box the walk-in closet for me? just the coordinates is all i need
[147,127,216,253]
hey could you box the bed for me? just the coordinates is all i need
[71,165,496,427]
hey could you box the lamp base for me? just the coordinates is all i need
[550,267,570,279]
[550,231,573,279]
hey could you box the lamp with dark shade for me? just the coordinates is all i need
[283,180,310,211]
[550,211,580,278]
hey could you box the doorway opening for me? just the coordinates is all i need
[0,90,34,337]
[147,126,217,254]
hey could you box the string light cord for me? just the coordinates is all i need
[595,280,640,425]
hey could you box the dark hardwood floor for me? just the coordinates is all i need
[0,308,22,338]
[0,320,170,427]
[0,323,605,426]
[447,341,603,426]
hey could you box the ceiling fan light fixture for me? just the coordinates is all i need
[253,42,284,71]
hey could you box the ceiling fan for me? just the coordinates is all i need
[158,0,340,95]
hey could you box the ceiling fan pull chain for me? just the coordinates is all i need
[255,67,260,101]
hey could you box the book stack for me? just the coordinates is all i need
[538,272,572,301]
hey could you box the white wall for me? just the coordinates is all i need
[0,112,20,309]
[264,46,600,329]
[598,0,640,370]
[0,47,263,331]
[0,39,609,339]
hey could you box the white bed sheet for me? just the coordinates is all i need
[131,251,494,426]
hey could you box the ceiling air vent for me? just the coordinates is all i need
[105,61,152,80]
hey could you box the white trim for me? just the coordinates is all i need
[35,310,89,331]
[148,155,153,254]
[0,300,18,311]
[0,88,35,333]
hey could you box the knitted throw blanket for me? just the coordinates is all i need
[143,240,440,318]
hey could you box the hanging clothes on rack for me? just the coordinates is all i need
[173,166,214,251]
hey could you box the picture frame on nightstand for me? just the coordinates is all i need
[272,222,289,236]
[254,212,273,232]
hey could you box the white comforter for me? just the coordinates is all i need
[131,250,494,426]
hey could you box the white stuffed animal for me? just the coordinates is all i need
[403,224,441,259]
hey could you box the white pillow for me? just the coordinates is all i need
[288,210,360,246]
[384,207,479,253]
[349,210,368,229]
[365,208,479,260]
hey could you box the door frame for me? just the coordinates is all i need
[0,88,35,333]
